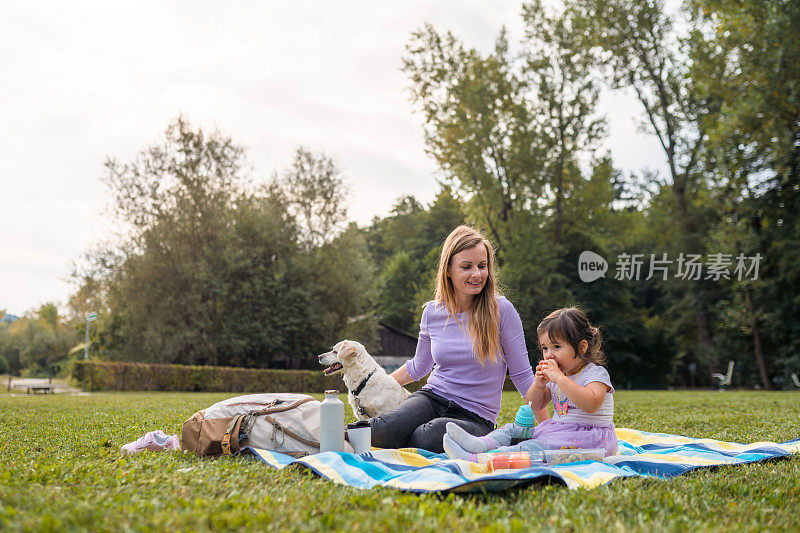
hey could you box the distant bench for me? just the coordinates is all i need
[27,386,54,394]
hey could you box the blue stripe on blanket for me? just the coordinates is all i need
[240,428,799,493]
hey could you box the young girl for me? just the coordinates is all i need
[443,307,617,461]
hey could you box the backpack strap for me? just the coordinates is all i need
[248,396,316,416]
[248,396,324,449]
[221,414,245,456]
[248,396,350,449]
[262,414,321,448]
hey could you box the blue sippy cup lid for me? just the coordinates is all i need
[515,404,535,427]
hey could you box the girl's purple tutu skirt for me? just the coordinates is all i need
[518,419,618,456]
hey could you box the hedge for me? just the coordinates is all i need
[72,361,428,393]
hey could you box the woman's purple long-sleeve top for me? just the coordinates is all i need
[404,296,535,423]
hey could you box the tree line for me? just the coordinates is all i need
[2,0,798,389]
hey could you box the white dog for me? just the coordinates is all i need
[318,340,410,420]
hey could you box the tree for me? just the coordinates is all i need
[0,303,78,376]
[687,0,800,387]
[365,195,425,270]
[365,187,466,333]
[521,0,607,245]
[269,151,372,360]
[72,119,375,368]
[403,25,543,247]
[272,147,350,250]
[401,13,676,381]
[306,223,376,356]
[0,318,20,376]
[376,251,420,332]
[75,119,338,367]
[419,186,466,250]
[689,0,800,188]
[568,0,720,379]
[103,116,247,247]
[569,0,708,242]
[404,4,608,251]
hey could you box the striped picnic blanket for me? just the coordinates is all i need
[242,428,800,493]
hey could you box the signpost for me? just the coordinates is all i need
[85,312,97,361]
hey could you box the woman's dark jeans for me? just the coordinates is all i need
[370,389,494,453]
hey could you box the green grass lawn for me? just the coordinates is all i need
[2,390,799,532]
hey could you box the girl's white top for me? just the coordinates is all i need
[547,362,615,427]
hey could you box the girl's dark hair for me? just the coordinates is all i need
[536,307,605,365]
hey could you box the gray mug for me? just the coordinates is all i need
[346,421,371,454]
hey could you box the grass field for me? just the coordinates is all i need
[2,390,799,532]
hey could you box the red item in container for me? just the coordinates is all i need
[508,453,532,469]
[489,454,510,469]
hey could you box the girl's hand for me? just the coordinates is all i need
[540,358,565,382]
[534,366,548,386]
[534,360,550,385]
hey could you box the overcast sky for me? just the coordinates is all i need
[0,1,665,316]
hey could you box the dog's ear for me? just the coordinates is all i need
[340,342,358,361]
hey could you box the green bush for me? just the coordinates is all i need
[73,361,429,393]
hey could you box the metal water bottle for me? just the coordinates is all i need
[319,389,345,452]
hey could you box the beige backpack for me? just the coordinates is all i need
[180,393,353,457]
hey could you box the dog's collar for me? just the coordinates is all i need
[352,370,376,397]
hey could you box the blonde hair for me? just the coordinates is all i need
[434,225,501,365]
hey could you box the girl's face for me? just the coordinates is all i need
[447,244,488,304]
[538,332,586,375]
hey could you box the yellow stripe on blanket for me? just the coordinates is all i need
[384,477,454,492]
[557,469,619,490]
[301,455,348,485]
[616,428,797,453]
[249,449,282,468]
[445,459,494,477]
[375,448,442,467]
[632,453,729,466]
[467,462,490,475]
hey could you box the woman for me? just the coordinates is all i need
[370,225,546,452]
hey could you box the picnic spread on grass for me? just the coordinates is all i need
[241,427,800,493]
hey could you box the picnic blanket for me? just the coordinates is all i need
[242,428,800,493]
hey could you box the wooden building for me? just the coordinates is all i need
[373,322,418,372]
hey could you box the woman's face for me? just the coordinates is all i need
[447,244,488,303]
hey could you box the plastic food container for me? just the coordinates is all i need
[476,451,544,471]
[543,448,606,465]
